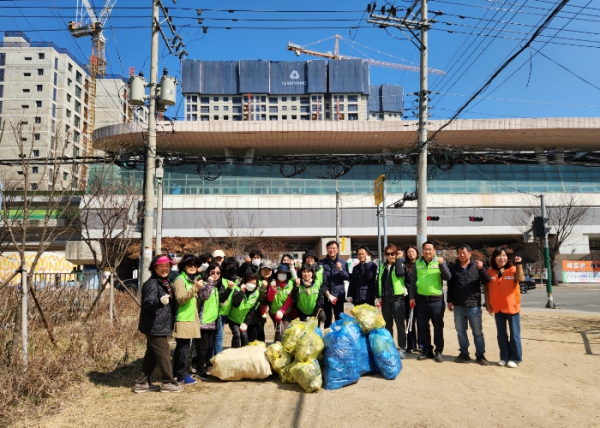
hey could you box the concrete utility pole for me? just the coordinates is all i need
[382,178,388,247]
[335,180,341,246]
[140,0,160,285]
[156,157,164,255]
[367,0,431,249]
[540,195,555,308]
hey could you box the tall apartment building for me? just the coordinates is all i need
[181,59,404,123]
[0,32,148,191]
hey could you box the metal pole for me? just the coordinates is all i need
[335,180,340,246]
[416,0,429,249]
[382,178,388,247]
[21,266,28,370]
[156,157,164,255]
[540,194,555,308]
[140,0,160,284]
[109,273,114,326]
[377,206,382,267]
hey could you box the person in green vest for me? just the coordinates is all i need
[212,257,238,356]
[172,254,203,385]
[196,262,230,380]
[228,272,261,347]
[248,260,277,342]
[291,265,327,323]
[375,244,415,359]
[302,250,324,286]
[411,241,452,363]
[267,264,295,342]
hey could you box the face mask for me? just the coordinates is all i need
[277,273,287,282]
[245,282,257,292]
[252,259,262,267]
[306,262,317,270]
[224,269,237,279]
[200,263,209,271]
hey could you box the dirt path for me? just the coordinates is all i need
[13,309,600,428]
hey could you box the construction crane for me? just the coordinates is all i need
[68,0,117,187]
[287,34,445,75]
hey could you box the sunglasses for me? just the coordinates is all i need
[209,270,220,275]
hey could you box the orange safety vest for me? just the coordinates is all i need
[486,265,523,315]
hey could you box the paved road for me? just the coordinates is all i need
[520,285,600,313]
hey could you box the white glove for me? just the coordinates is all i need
[240,323,248,332]
[346,297,353,303]
[160,294,170,305]
[275,310,284,320]
[375,298,382,308]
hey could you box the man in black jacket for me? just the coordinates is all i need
[447,244,489,366]
[321,241,350,328]
[135,255,184,393]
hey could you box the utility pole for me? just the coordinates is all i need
[540,195,555,308]
[140,0,160,285]
[377,206,382,266]
[335,180,341,246]
[382,178,388,247]
[368,0,430,248]
[156,157,164,255]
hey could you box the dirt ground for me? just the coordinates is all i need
[12,308,600,428]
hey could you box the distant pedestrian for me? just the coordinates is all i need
[447,245,489,365]
[481,248,524,368]
[135,254,183,393]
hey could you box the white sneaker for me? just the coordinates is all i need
[498,360,507,367]
[507,360,518,368]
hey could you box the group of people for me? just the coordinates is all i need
[134,240,524,393]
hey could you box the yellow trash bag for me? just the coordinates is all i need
[291,359,322,393]
[295,331,324,363]
[248,340,266,348]
[281,320,307,353]
[279,361,299,384]
[351,303,386,333]
[265,343,293,373]
[209,346,272,381]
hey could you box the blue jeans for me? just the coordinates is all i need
[211,315,224,359]
[453,306,485,357]
[494,312,522,363]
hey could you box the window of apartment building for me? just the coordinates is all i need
[325,112,330,119]
[32,167,39,174]
[75,71,82,83]
[223,96,229,102]
[66,109,71,118]
[282,115,287,120]
[67,78,72,86]
[0,101,3,114]
[0,53,5,66]
[68,63,73,72]
[54,58,58,69]
[291,105,297,111]
[36,100,42,108]
[311,105,320,112]
[281,97,287,102]
[232,97,241,104]
[200,106,209,113]
[269,97,278,104]
[24,72,31,77]
[213,106,219,111]
[348,104,358,112]
[33,150,40,157]
[269,106,278,113]
[201,97,209,104]
[301,115,309,120]
[223,115,229,120]
[63,172,68,181]
[74,116,80,127]
[281,106,287,111]
[34,133,40,141]
[291,97,297,102]
[300,96,309,104]
[201,115,209,121]
[22,137,27,142]
[347,95,358,102]
[39,53,45,60]
[73,132,80,143]
[50,136,55,148]
[233,115,242,121]
[300,106,309,113]
[223,106,229,111]
[291,115,297,119]
[53,88,57,101]
[74,100,81,113]
[348,113,358,121]
[213,96,219,102]
[0,70,3,82]
[22,104,29,109]
[54,72,58,85]
[23,88,31,93]
[31,183,38,190]
[0,85,2,98]
[25,57,32,61]
[186,114,190,120]
[36,84,43,91]
[35,116,41,124]
[333,95,344,101]
[75,86,81,98]
[67,94,71,102]
[232,106,242,113]
[213,115,219,120]
[269,115,277,121]
[52,104,56,118]
[191,114,197,121]
[37,69,44,76]
[48,168,53,184]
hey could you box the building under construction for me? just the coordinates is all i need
[182,59,404,122]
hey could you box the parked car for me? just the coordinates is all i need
[520,275,536,294]
[116,278,139,293]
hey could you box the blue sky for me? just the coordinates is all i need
[2,0,600,121]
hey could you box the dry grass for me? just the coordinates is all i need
[0,286,146,427]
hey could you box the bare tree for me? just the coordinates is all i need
[0,118,84,356]
[516,194,590,285]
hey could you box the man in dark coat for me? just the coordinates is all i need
[347,245,378,306]
[320,240,350,328]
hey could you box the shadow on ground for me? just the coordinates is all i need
[87,358,143,388]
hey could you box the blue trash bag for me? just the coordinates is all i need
[323,324,360,390]
[368,328,402,380]
[332,313,377,375]
[314,326,323,338]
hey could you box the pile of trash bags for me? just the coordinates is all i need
[323,305,402,390]
[265,318,324,393]
[210,345,272,381]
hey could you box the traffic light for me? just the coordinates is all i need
[469,217,483,222]
[427,216,439,221]
[533,216,551,237]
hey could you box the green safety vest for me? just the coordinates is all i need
[201,285,219,325]
[378,264,406,297]
[270,280,294,315]
[228,289,260,324]
[176,273,197,322]
[219,277,239,316]
[296,281,321,315]
[315,266,324,286]
[415,256,443,296]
